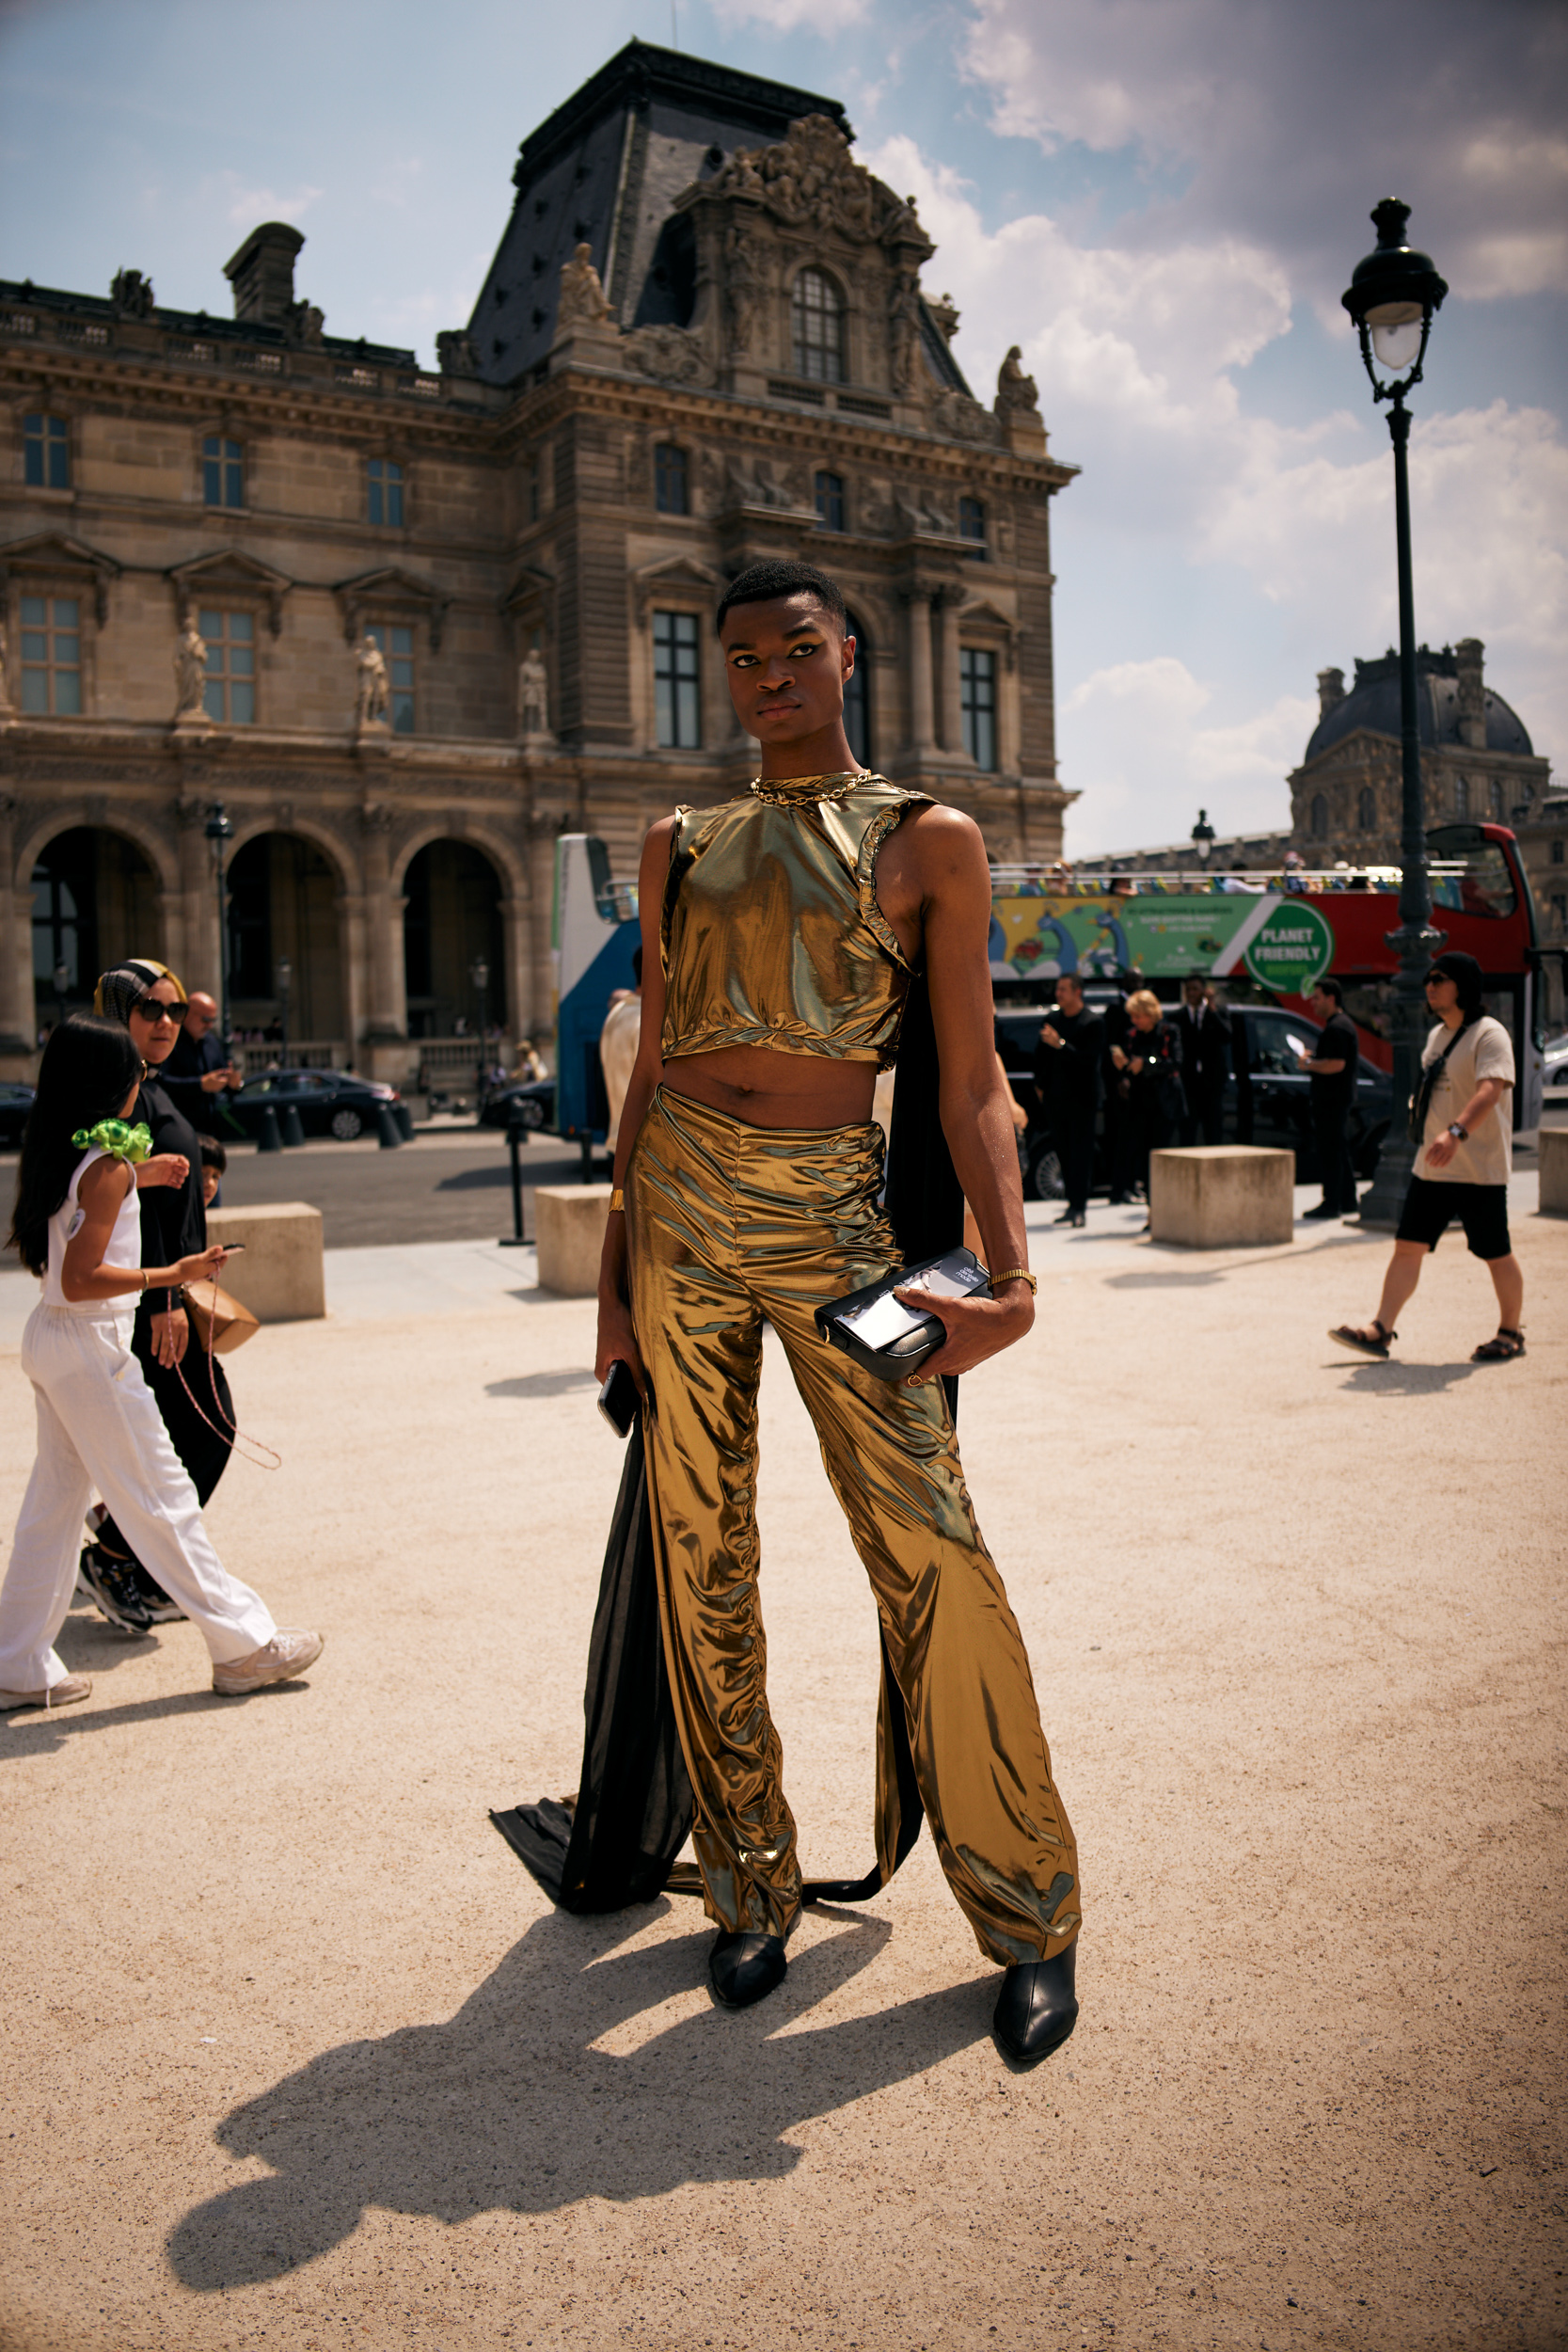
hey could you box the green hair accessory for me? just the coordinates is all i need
[71,1120,154,1164]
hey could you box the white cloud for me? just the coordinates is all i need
[710,0,870,24]
[218,178,324,230]
[958,0,1568,304]
[1060,660,1316,855]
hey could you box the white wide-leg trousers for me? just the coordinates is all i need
[0,1304,276,1692]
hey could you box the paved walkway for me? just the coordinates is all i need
[0,1185,1562,2350]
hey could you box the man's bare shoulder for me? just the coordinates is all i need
[884,801,988,889]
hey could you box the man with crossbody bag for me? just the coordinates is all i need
[1330,951,1524,1362]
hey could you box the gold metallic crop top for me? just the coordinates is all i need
[660,774,930,1070]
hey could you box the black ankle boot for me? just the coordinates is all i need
[707,1929,787,2010]
[992,1942,1079,2065]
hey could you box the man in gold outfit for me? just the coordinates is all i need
[595,559,1080,2064]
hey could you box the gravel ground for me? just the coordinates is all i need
[0,1191,1562,2352]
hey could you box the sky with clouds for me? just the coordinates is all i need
[2,0,1562,853]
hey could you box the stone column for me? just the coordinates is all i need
[903,588,935,754]
[0,795,36,1071]
[499,893,530,1055]
[527,826,557,1057]
[935,587,966,756]
[175,795,220,993]
[358,803,407,1076]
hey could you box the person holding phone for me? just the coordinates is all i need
[0,1015,321,1708]
[593,558,1080,2065]
[75,961,240,1634]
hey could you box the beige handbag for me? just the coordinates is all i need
[182,1278,260,1355]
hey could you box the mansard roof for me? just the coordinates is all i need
[467,40,855,389]
[1303,645,1535,766]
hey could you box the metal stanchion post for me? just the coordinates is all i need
[499,1116,530,1246]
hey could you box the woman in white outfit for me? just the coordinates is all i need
[0,1014,323,1711]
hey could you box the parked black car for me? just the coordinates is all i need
[994,1000,1392,1200]
[479,1077,555,1132]
[0,1080,37,1150]
[228,1069,400,1142]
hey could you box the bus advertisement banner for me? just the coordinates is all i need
[987,887,1319,986]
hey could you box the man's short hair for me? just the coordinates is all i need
[1055,971,1084,993]
[716,560,847,639]
[1313,977,1344,1005]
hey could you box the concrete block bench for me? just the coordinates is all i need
[534,1184,613,1296]
[1148,1146,1295,1248]
[1539,1126,1568,1217]
[205,1203,325,1322]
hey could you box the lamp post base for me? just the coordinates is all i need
[1355,1135,1417,1230]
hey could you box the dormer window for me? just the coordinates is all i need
[959,497,986,546]
[792,268,845,385]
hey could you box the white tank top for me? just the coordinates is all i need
[41,1146,143,1311]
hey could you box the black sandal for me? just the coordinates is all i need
[1328,1320,1396,1359]
[1471,1327,1525,1362]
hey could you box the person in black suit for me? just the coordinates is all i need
[1101,970,1140,1201]
[1173,973,1231,1145]
[1298,977,1360,1219]
[1032,973,1103,1227]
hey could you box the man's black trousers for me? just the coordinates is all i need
[1053,1116,1096,1216]
[1312,1097,1358,1215]
[1180,1090,1225,1147]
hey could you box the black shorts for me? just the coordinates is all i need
[1396,1176,1511,1261]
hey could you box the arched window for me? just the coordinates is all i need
[792,267,845,384]
[1309,793,1328,840]
[1489,777,1505,820]
[1453,775,1470,818]
[1357,786,1376,832]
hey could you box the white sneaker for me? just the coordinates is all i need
[212,1629,324,1697]
[0,1676,91,1712]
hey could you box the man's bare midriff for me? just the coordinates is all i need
[662,1043,878,1130]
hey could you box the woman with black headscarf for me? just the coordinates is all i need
[1329,950,1525,1363]
[78,960,239,1631]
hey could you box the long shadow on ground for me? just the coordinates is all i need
[168,1903,990,2288]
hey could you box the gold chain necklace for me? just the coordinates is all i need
[749,770,877,808]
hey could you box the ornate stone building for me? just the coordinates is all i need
[1288,640,1553,882]
[0,40,1077,1080]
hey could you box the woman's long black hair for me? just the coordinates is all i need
[7,1016,143,1277]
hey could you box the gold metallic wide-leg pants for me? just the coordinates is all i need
[626,1086,1081,1966]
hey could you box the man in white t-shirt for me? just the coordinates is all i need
[1330,951,1525,1363]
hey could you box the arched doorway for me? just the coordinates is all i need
[845,609,873,770]
[226,832,344,1048]
[32,826,160,1033]
[402,840,505,1040]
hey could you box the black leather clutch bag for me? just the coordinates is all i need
[815,1248,990,1382]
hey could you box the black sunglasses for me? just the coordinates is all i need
[135,997,188,1025]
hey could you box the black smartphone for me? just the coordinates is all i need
[217,1243,245,1253]
[596,1359,640,1438]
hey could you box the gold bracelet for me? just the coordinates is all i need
[140,1268,148,1293]
[609,1188,626,1213]
[990,1267,1037,1294]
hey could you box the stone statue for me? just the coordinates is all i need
[995,344,1040,416]
[110,268,154,319]
[173,618,208,720]
[889,273,924,395]
[283,298,325,346]
[724,222,764,358]
[355,632,389,730]
[436,328,480,377]
[557,242,612,331]
[517,646,549,738]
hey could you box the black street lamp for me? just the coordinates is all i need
[1340,199,1449,1227]
[470,955,490,1109]
[1190,809,1216,866]
[204,803,234,1069]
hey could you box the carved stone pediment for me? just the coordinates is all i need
[0,532,122,624]
[705,115,933,258]
[621,324,715,388]
[632,554,721,624]
[929,390,1002,447]
[167,548,293,636]
[334,566,449,651]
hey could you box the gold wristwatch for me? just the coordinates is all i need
[990,1267,1037,1294]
